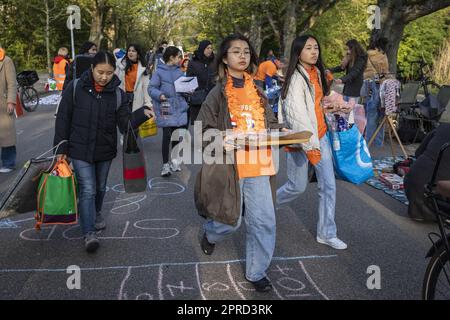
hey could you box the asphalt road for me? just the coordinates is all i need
[0,96,439,300]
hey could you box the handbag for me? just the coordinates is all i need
[138,117,158,138]
[0,141,67,220]
[190,89,207,105]
[123,122,147,193]
[36,158,78,230]
[327,125,374,184]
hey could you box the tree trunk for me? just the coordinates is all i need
[248,13,263,57]
[89,1,107,48]
[370,5,405,74]
[44,0,52,76]
[282,0,298,59]
[371,0,450,74]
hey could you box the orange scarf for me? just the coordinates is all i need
[0,48,5,61]
[94,81,104,93]
[225,73,266,132]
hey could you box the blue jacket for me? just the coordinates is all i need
[149,62,189,127]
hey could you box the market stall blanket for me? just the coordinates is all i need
[365,156,409,205]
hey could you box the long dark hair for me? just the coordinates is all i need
[79,41,96,55]
[215,33,258,81]
[122,43,147,74]
[346,39,367,68]
[282,35,329,99]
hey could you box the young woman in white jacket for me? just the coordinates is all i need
[277,35,347,250]
[115,44,154,114]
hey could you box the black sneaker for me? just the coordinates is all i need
[95,213,106,230]
[200,232,215,255]
[84,232,100,253]
[247,277,273,292]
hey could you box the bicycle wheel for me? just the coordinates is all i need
[422,245,450,300]
[21,87,39,112]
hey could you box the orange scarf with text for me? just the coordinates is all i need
[225,73,266,132]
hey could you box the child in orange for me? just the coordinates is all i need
[277,35,347,250]
[195,34,284,292]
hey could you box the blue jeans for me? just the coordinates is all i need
[1,146,16,168]
[204,175,276,282]
[363,81,384,146]
[276,135,337,239]
[72,159,112,235]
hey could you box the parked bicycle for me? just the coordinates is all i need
[422,142,450,300]
[17,70,40,112]
[411,58,441,97]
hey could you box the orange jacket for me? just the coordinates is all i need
[53,56,69,90]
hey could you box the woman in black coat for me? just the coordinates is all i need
[54,51,152,252]
[330,39,368,101]
[186,40,216,125]
[405,123,450,221]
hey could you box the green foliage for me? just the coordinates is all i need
[397,7,450,80]
[310,0,371,69]
[0,0,448,74]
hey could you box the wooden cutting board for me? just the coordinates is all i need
[235,131,313,147]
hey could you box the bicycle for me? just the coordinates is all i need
[411,58,441,97]
[397,59,443,143]
[17,70,40,112]
[422,142,450,300]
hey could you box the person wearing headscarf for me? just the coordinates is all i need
[186,40,216,125]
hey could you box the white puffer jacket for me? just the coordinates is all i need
[282,65,320,151]
[115,59,152,111]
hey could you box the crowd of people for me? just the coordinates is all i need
[0,32,448,293]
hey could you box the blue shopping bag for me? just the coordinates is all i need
[327,125,374,184]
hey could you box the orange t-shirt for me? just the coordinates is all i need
[227,79,275,179]
[307,67,327,139]
[125,63,138,92]
[254,60,277,81]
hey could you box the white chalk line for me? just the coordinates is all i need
[265,274,284,300]
[299,260,330,300]
[226,263,246,300]
[0,255,337,273]
[118,267,132,300]
[195,263,206,300]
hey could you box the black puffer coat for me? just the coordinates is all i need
[186,40,216,103]
[54,70,148,163]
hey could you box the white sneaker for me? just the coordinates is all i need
[316,237,348,250]
[0,167,14,173]
[170,158,181,172]
[161,163,172,177]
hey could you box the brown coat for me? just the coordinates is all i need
[363,49,389,80]
[0,56,17,147]
[194,79,283,226]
